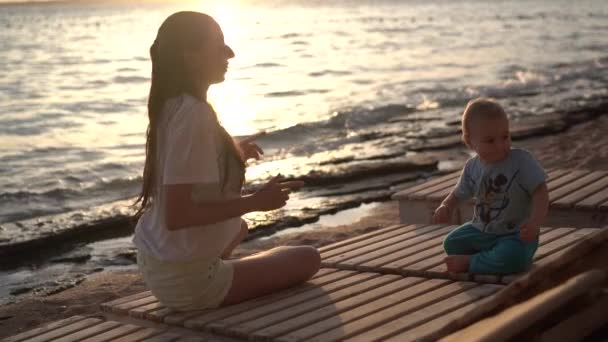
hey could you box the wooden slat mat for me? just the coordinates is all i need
[101,268,343,321]
[441,269,607,342]
[319,224,599,284]
[93,222,598,341]
[1,315,208,342]
[101,271,502,342]
[393,169,608,227]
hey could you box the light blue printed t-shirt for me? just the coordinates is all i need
[454,148,548,234]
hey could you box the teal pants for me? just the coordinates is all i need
[443,223,539,274]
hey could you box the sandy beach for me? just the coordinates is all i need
[1,114,607,339]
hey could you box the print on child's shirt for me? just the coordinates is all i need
[476,170,519,230]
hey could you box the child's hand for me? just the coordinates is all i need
[432,204,451,224]
[520,221,540,241]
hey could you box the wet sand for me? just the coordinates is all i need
[1,114,608,339]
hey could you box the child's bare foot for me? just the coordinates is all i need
[445,255,470,273]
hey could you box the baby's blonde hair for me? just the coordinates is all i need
[461,97,508,148]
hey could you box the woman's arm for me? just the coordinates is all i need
[165,183,255,231]
[164,177,300,231]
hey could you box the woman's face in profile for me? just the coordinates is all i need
[185,20,235,85]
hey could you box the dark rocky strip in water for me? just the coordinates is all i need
[246,171,431,240]
[0,200,136,265]
[0,157,438,265]
[283,155,437,186]
[407,102,608,151]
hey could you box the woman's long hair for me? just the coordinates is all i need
[134,11,245,219]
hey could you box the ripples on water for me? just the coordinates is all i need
[0,0,607,264]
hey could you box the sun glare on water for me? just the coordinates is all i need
[193,0,261,137]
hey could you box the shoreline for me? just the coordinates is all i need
[1,113,608,338]
[3,102,605,262]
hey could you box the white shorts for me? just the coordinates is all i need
[137,250,234,311]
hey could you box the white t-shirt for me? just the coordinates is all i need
[133,94,242,261]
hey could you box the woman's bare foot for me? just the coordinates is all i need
[445,255,471,273]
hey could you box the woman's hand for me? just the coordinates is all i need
[238,132,265,162]
[251,176,304,211]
